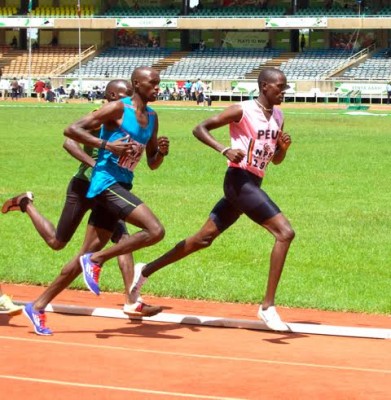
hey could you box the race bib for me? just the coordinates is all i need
[118,138,144,172]
[247,139,275,172]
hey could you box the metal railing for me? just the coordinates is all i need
[49,44,96,76]
[319,43,376,80]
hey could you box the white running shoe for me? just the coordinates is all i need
[129,263,148,303]
[257,306,290,332]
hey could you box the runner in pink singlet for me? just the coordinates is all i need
[129,68,294,332]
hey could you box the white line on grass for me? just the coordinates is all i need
[1,103,391,116]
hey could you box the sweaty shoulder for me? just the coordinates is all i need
[225,103,244,123]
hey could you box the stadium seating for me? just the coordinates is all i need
[1,47,83,78]
[67,47,173,79]
[0,6,18,16]
[31,5,95,18]
[160,48,281,80]
[189,6,286,18]
[339,49,391,80]
[279,49,356,80]
[103,7,180,17]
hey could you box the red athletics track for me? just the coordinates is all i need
[0,284,390,400]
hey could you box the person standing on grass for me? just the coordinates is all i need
[33,78,45,102]
[0,284,24,316]
[1,79,161,319]
[10,77,19,101]
[128,67,294,332]
[16,67,169,335]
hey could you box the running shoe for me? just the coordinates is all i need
[79,253,101,295]
[0,294,24,316]
[123,301,162,317]
[257,306,290,332]
[23,302,52,336]
[129,263,148,303]
[1,191,34,213]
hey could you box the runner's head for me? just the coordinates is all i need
[104,79,133,102]
[131,66,160,103]
[258,68,289,106]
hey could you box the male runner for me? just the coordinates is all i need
[21,67,169,335]
[2,80,160,316]
[128,67,294,331]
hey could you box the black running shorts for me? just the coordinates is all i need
[89,182,143,224]
[56,177,129,242]
[210,167,280,232]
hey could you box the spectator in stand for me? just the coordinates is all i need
[34,78,45,102]
[50,35,58,46]
[0,66,3,80]
[10,35,17,49]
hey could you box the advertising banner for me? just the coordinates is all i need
[116,18,177,28]
[0,18,54,27]
[265,17,327,28]
[336,82,388,95]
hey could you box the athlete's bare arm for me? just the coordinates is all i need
[145,115,169,170]
[272,131,291,165]
[193,104,245,163]
[64,101,130,157]
[63,138,96,168]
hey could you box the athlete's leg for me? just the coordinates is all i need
[260,213,295,309]
[110,221,134,304]
[142,217,220,277]
[127,198,241,304]
[25,178,92,250]
[32,225,112,311]
[91,203,165,265]
[84,185,165,266]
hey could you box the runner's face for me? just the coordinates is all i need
[137,71,160,102]
[264,74,288,106]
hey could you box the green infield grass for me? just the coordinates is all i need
[0,102,390,314]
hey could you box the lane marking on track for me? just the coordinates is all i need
[0,374,244,400]
[1,336,390,375]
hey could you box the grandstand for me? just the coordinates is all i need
[0,0,390,103]
[340,49,391,80]
[67,47,173,79]
[156,48,280,80]
[279,49,358,80]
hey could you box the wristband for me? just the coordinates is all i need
[100,140,107,150]
[220,147,231,156]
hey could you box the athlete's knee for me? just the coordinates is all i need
[146,223,165,245]
[48,239,67,251]
[277,226,295,243]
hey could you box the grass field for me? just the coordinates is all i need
[0,102,390,315]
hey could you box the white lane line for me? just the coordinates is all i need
[0,374,244,400]
[0,336,389,374]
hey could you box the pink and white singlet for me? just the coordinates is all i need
[228,100,284,178]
